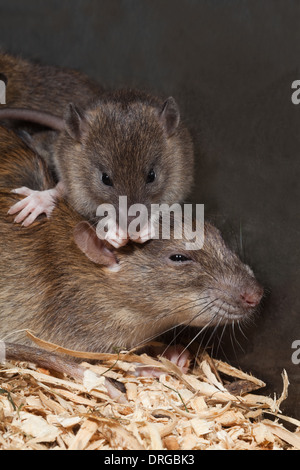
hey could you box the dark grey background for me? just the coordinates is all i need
[0,0,299,419]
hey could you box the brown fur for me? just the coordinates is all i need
[0,52,194,221]
[54,91,194,219]
[0,127,262,352]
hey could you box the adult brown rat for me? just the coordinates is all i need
[0,126,263,356]
[0,52,194,247]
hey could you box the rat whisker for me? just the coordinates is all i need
[198,302,225,355]
[190,313,223,371]
[135,297,217,349]
[210,310,226,359]
[153,295,211,323]
[214,316,228,358]
[237,319,248,341]
[163,298,219,349]
[179,312,220,358]
[233,320,246,354]
[171,302,222,361]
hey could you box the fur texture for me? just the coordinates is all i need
[0,127,262,352]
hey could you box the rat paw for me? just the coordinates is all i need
[8,186,57,226]
[103,224,129,249]
[99,220,155,248]
[130,220,156,244]
[161,344,191,374]
[134,345,191,378]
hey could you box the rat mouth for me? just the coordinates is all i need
[200,281,263,325]
[188,297,257,329]
[211,300,257,324]
[219,310,252,323]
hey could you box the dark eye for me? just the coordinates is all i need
[169,254,192,262]
[146,169,156,184]
[102,172,113,186]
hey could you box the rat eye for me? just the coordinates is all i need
[169,254,192,262]
[102,172,113,187]
[146,169,156,184]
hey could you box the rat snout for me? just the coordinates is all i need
[239,285,264,308]
[204,273,264,323]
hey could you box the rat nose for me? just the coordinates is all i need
[240,286,263,308]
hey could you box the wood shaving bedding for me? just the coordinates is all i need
[0,339,299,451]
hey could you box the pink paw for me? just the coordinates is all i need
[130,219,156,244]
[97,219,156,249]
[162,344,191,374]
[8,186,57,226]
[98,222,129,249]
[106,225,129,249]
[135,345,191,378]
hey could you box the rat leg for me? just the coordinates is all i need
[8,181,65,226]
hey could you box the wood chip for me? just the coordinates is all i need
[68,419,98,450]
[0,340,299,450]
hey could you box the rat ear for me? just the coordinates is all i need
[73,221,119,270]
[159,97,180,137]
[64,103,88,142]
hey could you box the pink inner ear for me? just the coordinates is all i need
[73,221,118,267]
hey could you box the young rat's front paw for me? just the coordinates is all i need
[8,186,58,226]
[130,219,156,244]
[103,224,129,249]
[98,219,155,249]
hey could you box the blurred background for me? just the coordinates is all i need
[0,0,299,419]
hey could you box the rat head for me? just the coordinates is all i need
[56,91,194,245]
[73,219,263,350]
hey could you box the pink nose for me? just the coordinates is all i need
[240,287,263,307]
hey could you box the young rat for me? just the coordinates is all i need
[0,126,263,355]
[0,52,194,247]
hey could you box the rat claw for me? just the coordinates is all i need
[8,197,30,215]
[8,186,58,226]
[107,237,128,249]
[11,186,33,196]
[103,224,129,248]
[21,209,42,227]
[14,203,34,224]
[130,220,156,244]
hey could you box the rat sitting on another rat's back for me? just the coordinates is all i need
[0,52,194,247]
[0,126,263,358]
